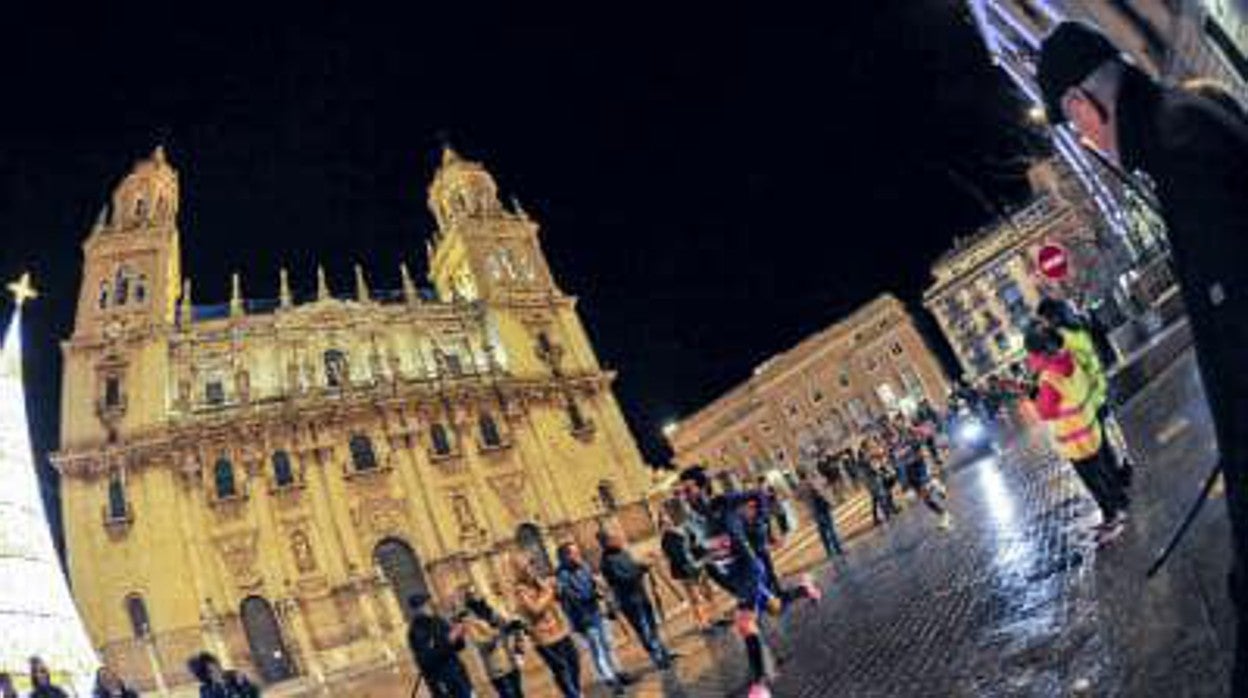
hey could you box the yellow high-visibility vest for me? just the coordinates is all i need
[1043,360,1103,462]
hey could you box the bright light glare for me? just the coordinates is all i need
[976,456,1015,526]
[958,419,985,444]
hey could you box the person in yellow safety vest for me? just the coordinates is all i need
[1025,322,1131,545]
[1036,297,1135,486]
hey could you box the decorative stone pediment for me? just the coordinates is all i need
[486,472,529,524]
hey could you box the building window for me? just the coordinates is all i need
[349,434,378,471]
[479,414,503,448]
[205,380,225,406]
[135,275,147,303]
[566,398,588,432]
[107,474,128,521]
[114,266,133,306]
[810,388,824,404]
[104,376,122,409]
[125,594,151,639]
[891,342,904,356]
[430,423,453,457]
[272,450,295,488]
[900,366,925,398]
[445,353,464,377]
[597,480,619,512]
[324,349,348,388]
[98,281,110,310]
[838,368,850,389]
[214,458,237,499]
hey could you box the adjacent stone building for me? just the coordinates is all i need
[665,295,948,483]
[52,146,652,690]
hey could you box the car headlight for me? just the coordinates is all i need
[957,419,985,445]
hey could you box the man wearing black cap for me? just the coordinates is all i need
[1038,19,1248,692]
[406,592,473,697]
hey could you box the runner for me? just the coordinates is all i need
[676,467,820,698]
[893,416,953,531]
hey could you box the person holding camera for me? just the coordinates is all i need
[406,592,473,698]
[462,591,526,698]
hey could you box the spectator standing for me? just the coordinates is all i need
[797,471,845,559]
[462,592,525,698]
[93,667,139,698]
[599,528,674,671]
[554,542,628,694]
[659,511,715,631]
[186,652,260,698]
[513,553,582,698]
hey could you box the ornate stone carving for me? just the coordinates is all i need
[353,497,409,538]
[290,529,317,574]
[214,530,261,589]
[487,473,528,524]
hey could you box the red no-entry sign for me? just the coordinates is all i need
[1037,243,1069,281]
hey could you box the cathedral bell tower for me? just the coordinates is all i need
[61,146,182,450]
[426,146,558,303]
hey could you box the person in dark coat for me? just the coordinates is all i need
[93,666,139,698]
[406,593,473,698]
[0,672,16,698]
[599,527,673,670]
[186,652,260,698]
[1038,20,1248,694]
[26,658,68,698]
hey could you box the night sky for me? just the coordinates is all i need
[0,2,1038,514]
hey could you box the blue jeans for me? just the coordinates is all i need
[621,599,671,667]
[816,513,844,557]
[577,618,623,683]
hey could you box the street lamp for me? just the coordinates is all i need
[661,420,678,439]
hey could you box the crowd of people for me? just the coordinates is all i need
[0,652,259,698]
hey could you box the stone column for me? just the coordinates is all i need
[276,594,325,684]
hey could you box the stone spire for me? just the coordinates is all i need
[511,196,530,221]
[400,262,419,304]
[316,265,331,301]
[229,273,244,318]
[354,264,370,303]
[279,268,293,309]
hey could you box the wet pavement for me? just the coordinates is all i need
[276,352,1234,697]
[618,351,1234,697]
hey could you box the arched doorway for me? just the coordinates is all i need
[374,538,431,621]
[515,523,551,576]
[240,596,295,684]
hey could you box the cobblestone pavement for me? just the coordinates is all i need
[620,352,1233,697]
[275,353,1233,698]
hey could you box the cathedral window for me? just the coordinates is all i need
[104,375,122,410]
[597,480,618,512]
[444,353,464,377]
[135,275,147,303]
[134,197,148,220]
[214,457,238,499]
[536,332,554,357]
[98,281,110,310]
[430,423,453,457]
[566,398,588,433]
[106,474,128,521]
[205,380,225,406]
[349,434,378,471]
[324,349,348,388]
[272,450,295,487]
[114,267,131,306]
[125,593,151,639]
[479,414,503,448]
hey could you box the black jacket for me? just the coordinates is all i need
[198,672,260,698]
[29,686,68,698]
[1115,69,1248,467]
[660,528,700,581]
[601,546,651,610]
[407,612,471,693]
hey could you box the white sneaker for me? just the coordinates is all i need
[937,512,953,531]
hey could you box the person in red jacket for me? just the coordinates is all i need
[1026,322,1129,545]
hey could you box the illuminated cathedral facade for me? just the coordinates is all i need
[52,146,652,690]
